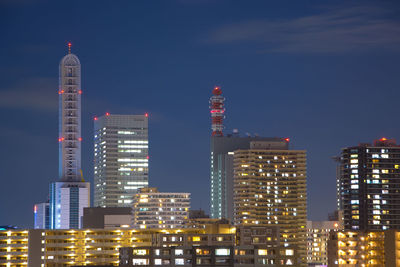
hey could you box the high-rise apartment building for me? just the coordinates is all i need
[94,114,148,207]
[49,44,90,229]
[233,141,307,266]
[339,138,400,231]
[132,187,190,229]
[210,135,288,221]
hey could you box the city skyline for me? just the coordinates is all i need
[1,1,400,228]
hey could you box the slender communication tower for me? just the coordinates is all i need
[48,43,89,230]
[209,86,225,137]
[58,42,82,181]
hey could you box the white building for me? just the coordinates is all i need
[132,187,190,229]
[94,114,149,207]
[49,44,90,229]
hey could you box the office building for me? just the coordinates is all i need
[337,230,400,266]
[306,220,340,266]
[94,114,148,207]
[49,43,90,229]
[34,202,50,229]
[82,207,132,229]
[233,141,307,266]
[339,138,400,230]
[132,187,190,229]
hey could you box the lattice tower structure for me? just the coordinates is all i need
[209,86,225,137]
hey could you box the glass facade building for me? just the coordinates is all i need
[94,114,148,207]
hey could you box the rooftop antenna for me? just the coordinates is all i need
[68,42,72,54]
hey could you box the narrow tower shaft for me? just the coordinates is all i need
[59,43,82,181]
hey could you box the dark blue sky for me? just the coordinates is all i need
[1,0,400,228]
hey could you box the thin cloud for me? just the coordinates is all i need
[0,78,58,112]
[205,5,400,53]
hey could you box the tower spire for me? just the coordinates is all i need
[68,42,72,54]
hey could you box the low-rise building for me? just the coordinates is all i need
[82,207,132,229]
[306,220,340,266]
[0,224,303,266]
[337,230,400,266]
[120,245,277,267]
[132,187,190,229]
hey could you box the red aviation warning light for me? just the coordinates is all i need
[68,42,72,54]
[209,86,225,137]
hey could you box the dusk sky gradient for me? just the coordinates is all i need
[1,0,400,228]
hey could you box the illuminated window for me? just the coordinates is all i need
[132,259,149,265]
[175,259,184,265]
[215,248,230,256]
[132,249,148,255]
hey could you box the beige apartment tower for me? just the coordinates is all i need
[233,141,307,266]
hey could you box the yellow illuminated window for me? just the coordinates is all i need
[192,236,200,242]
[258,249,268,255]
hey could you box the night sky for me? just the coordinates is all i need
[1,0,400,228]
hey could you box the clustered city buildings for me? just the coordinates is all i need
[2,45,400,267]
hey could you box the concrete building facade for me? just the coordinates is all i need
[82,207,132,229]
[306,220,340,266]
[233,141,307,266]
[132,187,190,229]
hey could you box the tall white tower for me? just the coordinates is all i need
[59,42,82,182]
[49,43,90,229]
